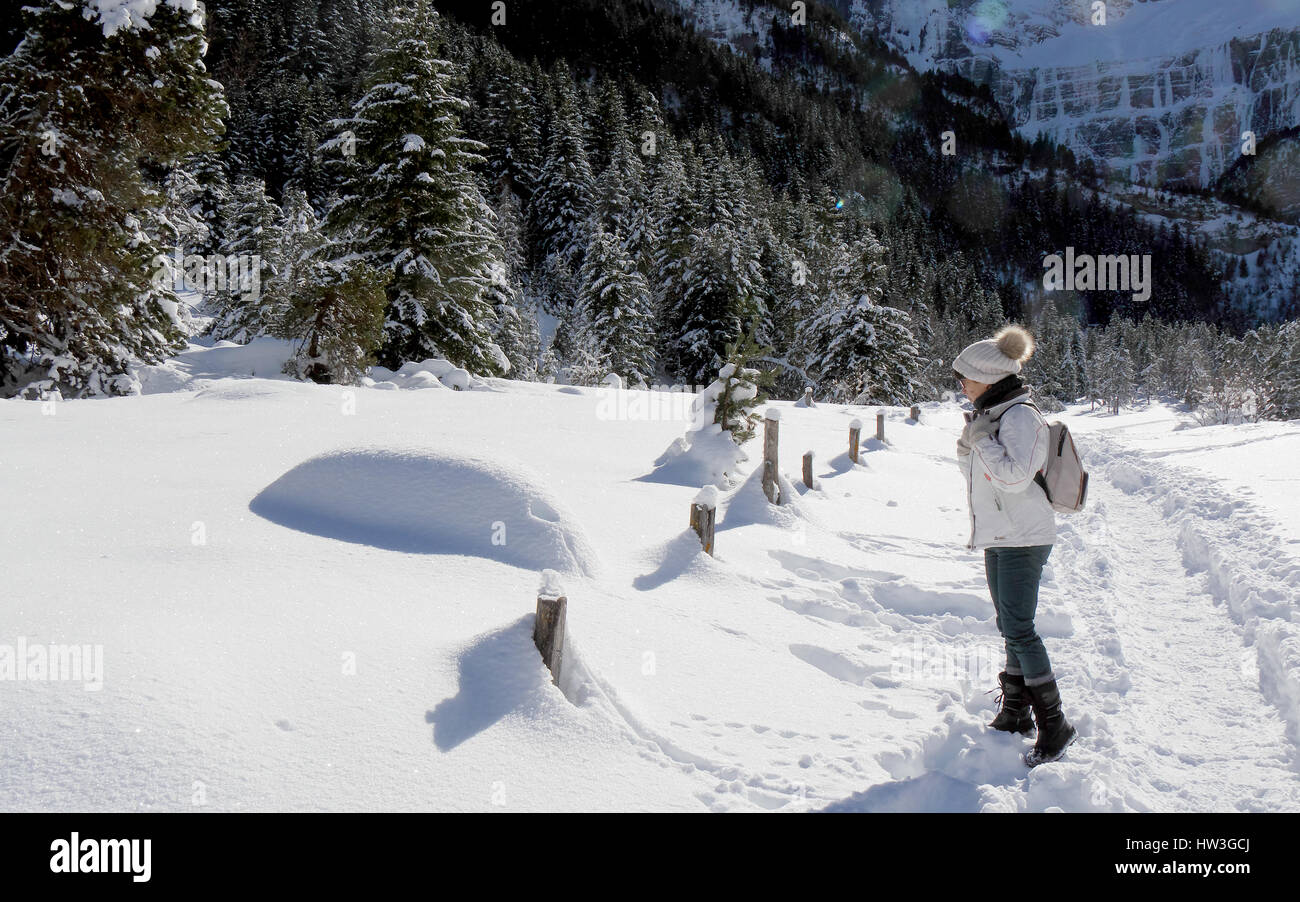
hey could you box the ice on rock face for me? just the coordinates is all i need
[853,0,1300,188]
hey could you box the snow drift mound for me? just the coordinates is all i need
[250,447,599,575]
[645,423,747,488]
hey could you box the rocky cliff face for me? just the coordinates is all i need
[852,0,1300,188]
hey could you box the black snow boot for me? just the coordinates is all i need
[1023,678,1077,767]
[988,671,1035,735]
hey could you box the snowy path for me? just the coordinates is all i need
[826,415,1300,813]
[1049,433,1300,811]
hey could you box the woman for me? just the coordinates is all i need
[954,324,1077,767]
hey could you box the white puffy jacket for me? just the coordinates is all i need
[958,394,1056,551]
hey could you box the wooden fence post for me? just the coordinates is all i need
[876,411,886,441]
[910,405,920,422]
[763,409,781,504]
[802,451,814,489]
[534,593,567,685]
[849,418,861,463]
[803,385,815,408]
[690,486,718,556]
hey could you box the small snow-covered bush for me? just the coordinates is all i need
[692,323,775,446]
[648,324,776,489]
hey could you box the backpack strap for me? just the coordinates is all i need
[992,399,1038,422]
[992,400,1051,500]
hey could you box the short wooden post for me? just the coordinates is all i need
[876,411,885,441]
[534,593,567,685]
[802,451,814,489]
[762,409,781,504]
[690,486,718,556]
[803,385,815,408]
[849,418,862,463]
[910,405,920,422]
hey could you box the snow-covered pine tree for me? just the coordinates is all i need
[320,0,506,374]
[490,186,540,380]
[188,151,232,258]
[880,207,938,397]
[1022,295,1072,411]
[278,259,389,384]
[1169,324,1211,409]
[1094,331,1136,415]
[668,148,765,384]
[260,180,388,384]
[589,77,631,176]
[148,163,212,333]
[153,166,212,263]
[592,156,633,243]
[0,0,226,397]
[551,299,608,387]
[284,76,336,202]
[672,220,764,385]
[796,231,923,405]
[472,45,543,196]
[532,65,594,290]
[208,178,284,342]
[695,321,775,447]
[649,138,701,371]
[272,188,326,311]
[487,264,534,381]
[574,225,656,386]
[753,213,813,398]
[1239,325,1279,420]
[1070,325,1091,404]
[616,137,657,278]
[1268,321,1300,420]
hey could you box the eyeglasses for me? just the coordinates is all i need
[953,371,967,388]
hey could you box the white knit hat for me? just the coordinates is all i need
[953,324,1036,384]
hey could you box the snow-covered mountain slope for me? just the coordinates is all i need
[857,0,1300,187]
[1217,126,1300,221]
[2,340,1298,811]
[1077,180,1300,321]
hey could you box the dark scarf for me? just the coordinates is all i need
[973,373,1029,415]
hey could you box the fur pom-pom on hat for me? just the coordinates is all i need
[995,324,1035,363]
[953,323,1036,384]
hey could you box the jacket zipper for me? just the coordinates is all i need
[966,456,977,549]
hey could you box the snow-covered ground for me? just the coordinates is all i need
[2,340,1298,811]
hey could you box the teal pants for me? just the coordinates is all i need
[984,544,1055,685]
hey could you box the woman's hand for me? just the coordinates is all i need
[958,413,1001,460]
[966,413,999,445]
